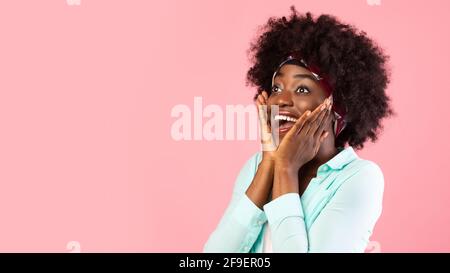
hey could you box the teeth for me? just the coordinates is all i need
[274,115,297,122]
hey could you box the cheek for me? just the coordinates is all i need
[292,97,322,112]
[266,97,278,111]
[266,95,276,106]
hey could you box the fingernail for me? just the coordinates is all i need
[306,111,311,116]
[321,104,326,110]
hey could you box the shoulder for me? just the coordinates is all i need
[232,151,262,192]
[346,158,384,186]
[337,158,385,204]
[243,151,263,171]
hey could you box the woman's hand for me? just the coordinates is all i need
[274,97,333,175]
[245,91,278,209]
[256,91,276,162]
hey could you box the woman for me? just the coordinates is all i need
[204,7,393,253]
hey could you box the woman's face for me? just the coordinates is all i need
[267,64,331,139]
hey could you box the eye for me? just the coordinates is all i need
[295,85,310,94]
[271,85,282,94]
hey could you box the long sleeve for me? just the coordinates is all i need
[263,162,384,252]
[203,153,266,253]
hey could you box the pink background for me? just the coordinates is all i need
[0,0,449,252]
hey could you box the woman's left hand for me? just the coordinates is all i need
[274,97,333,175]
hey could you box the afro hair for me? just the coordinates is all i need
[246,6,394,149]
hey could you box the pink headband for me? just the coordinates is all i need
[271,52,347,137]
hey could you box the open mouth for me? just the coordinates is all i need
[272,114,298,134]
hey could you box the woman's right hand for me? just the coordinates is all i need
[256,91,276,162]
[246,91,276,209]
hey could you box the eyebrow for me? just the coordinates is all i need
[274,72,317,81]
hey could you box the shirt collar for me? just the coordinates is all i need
[318,146,358,173]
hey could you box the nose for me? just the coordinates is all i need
[273,90,294,107]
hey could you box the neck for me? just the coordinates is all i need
[301,133,339,176]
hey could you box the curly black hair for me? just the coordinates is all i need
[246,7,394,149]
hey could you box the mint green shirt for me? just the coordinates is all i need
[203,146,384,253]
